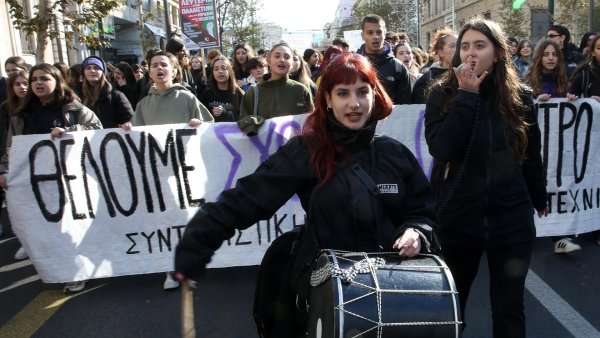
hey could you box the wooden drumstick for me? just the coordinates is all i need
[182,282,196,338]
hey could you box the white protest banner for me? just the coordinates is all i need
[7,99,600,282]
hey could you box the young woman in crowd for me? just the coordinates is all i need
[174,52,439,336]
[190,54,207,96]
[394,42,423,90]
[578,31,596,56]
[81,56,134,129]
[525,39,584,254]
[205,49,222,86]
[0,63,102,294]
[524,39,569,102]
[112,63,138,108]
[126,51,213,128]
[238,43,313,135]
[569,35,600,101]
[425,18,547,337]
[67,64,83,96]
[512,40,533,80]
[1,56,29,103]
[412,28,457,103]
[200,55,244,122]
[315,45,343,86]
[302,48,321,81]
[132,64,145,81]
[231,43,256,88]
[0,70,28,243]
[567,35,600,246]
[121,51,213,290]
[290,50,317,98]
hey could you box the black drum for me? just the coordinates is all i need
[307,250,461,338]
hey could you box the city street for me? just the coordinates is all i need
[1,209,599,338]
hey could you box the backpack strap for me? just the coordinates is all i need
[581,66,590,98]
[253,85,259,116]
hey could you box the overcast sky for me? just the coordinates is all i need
[258,0,340,31]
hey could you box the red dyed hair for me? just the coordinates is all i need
[302,53,393,185]
[318,45,343,74]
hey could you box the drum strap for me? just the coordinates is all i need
[351,164,380,196]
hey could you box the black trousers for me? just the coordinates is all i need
[442,241,533,338]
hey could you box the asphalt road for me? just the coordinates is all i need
[1,208,599,338]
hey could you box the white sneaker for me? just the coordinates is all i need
[554,238,581,253]
[14,246,28,260]
[163,273,180,290]
[63,280,87,294]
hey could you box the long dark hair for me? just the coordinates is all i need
[115,63,137,88]
[231,43,256,79]
[440,17,528,162]
[302,53,393,185]
[6,70,29,116]
[22,63,79,116]
[210,55,243,94]
[524,39,568,97]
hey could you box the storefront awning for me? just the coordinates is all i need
[144,23,166,38]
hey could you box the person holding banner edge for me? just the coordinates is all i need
[567,34,600,246]
[0,70,29,247]
[174,52,440,336]
[0,63,102,294]
[425,17,548,338]
[120,51,213,290]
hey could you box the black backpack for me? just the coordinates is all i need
[253,226,311,338]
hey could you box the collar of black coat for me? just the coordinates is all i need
[327,113,376,154]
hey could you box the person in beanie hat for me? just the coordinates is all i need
[81,55,133,128]
[82,56,106,74]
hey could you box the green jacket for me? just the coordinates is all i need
[239,75,313,120]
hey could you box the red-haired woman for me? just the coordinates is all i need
[174,53,439,336]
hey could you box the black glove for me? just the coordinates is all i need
[174,235,213,281]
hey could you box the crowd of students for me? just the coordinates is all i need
[0,14,598,337]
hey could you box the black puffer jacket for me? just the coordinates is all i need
[89,83,134,128]
[425,76,547,249]
[175,118,440,279]
[360,52,411,104]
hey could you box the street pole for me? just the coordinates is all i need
[416,0,420,48]
[590,0,595,32]
[163,0,172,40]
[451,0,456,32]
[548,0,554,24]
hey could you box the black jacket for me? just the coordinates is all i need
[360,52,411,105]
[175,119,439,279]
[425,77,547,248]
[199,87,244,122]
[562,43,583,78]
[411,66,449,104]
[569,62,600,97]
[90,83,134,128]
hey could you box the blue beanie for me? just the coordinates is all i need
[82,56,106,73]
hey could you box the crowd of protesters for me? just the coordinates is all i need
[0,14,598,337]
